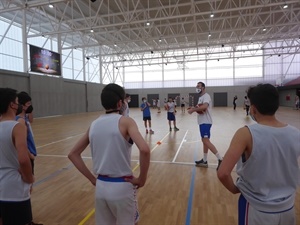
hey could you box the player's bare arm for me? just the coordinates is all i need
[68,128,96,186]
[13,123,34,184]
[124,117,150,188]
[217,127,251,194]
[188,102,208,114]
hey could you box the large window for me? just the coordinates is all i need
[0,19,23,72]
[0,15,299,89]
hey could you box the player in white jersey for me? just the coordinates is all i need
[68,83,150,225]
[188,82,223,170]
[218,83,300,225]
[0,88,34,225]
[166,97,179,131]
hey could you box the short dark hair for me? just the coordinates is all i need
[101,83,125,110]
[197,81,205,88]
[0,88,18,114]
[247,83,279,115]
[17,91,31,105]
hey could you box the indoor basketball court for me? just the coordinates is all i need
[29,107,300,224]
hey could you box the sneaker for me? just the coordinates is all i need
[169,127,172,131]
[150,130,154,134]
[216,159,222,171]
[146,129,148,134]
[195,159,208,168]
[174,127,179,131]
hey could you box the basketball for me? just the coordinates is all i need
[195,104,206,114]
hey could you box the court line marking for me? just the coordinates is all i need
[185,140,199,225]
[172,130,189,162]
[36,133,84,149]
[37,154,223,169]
[78,131,170,225]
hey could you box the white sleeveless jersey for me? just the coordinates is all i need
[236,123,300,212]
[0,121,31,201]
[197,93,213,125]
[89,114,133,177]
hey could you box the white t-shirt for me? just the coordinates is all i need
[197,93,213,125]
[167,102,175,113]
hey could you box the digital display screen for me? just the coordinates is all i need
[30,45,61,76]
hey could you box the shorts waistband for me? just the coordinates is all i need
[97,175,133,182]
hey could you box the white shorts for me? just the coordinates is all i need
[238,194,296,225]
[95,177,139,225]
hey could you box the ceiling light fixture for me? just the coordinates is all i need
[283,4,288,9]
[114,43,117,47]
[208,33,211,37]
[146,21,150,26]
[48,4,54,8]
[159,38,162,42]
[262,27,267,31]
[90,28,94,33]
[210,13,214,18]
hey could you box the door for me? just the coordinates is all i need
[168,93,180,106]
[188,93,199,107]
[213,92,228,107]
[128,94,139,107]
[147,94,159,107]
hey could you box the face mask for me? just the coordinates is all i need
[16,104,23,115]
[25,105,33,114]
[196,88,202,94]
[128,100,131,103]
[249,107,256,122]
[143,100,147,103]
[250,113,256,122]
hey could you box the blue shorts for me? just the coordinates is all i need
[167,112,175,121]
[199,124,212,138]
[143,116,151,121]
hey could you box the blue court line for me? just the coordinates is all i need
[185,142,199,225]
[33,163,74,187]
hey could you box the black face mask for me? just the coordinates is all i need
[16,104,23,115]
[25,105,33,114]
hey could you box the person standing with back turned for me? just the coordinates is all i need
[0,88,34,225]
[68,83,150,225]
[217,83,300,225]
[188,81,223,170]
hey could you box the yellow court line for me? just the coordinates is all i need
[78,209,95,225]
[78,132,170,225]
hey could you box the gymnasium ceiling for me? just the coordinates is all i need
[1,0,300,64]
